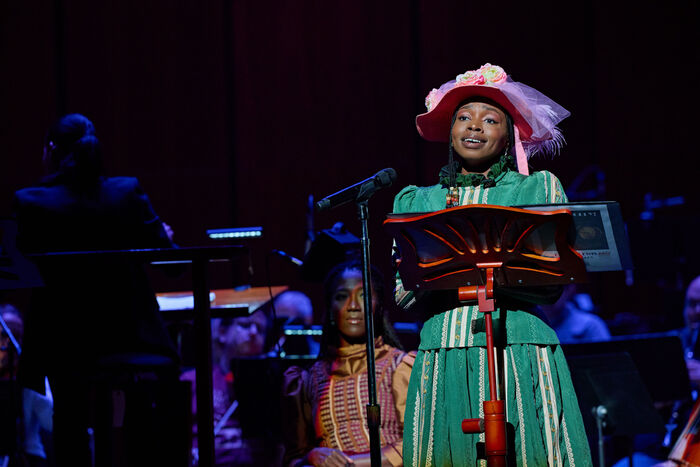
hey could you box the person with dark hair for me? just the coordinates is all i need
[392,64,592,465]
[12,113,182,466]
[282,260,415,466]
[180,308,279,466]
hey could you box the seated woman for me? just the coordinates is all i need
[282,260,415,467]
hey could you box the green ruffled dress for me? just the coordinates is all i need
[393,160,592,466]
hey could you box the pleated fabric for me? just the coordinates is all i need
[403,342,591,466]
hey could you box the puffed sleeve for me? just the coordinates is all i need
[282,365,314,467]
[392,186,419,311]
[392,186,457,316]
[516,170,569,205]
[392,185,419,214]
[385,351,416,467]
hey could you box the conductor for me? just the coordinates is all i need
[12,113,180,466]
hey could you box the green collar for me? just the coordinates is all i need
[439,154,516,188]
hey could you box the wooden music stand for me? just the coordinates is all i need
[384,204,588,466]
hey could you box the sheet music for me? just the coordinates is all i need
[518,202,627,272]
[156,292,216,311]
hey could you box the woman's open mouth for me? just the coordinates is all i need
[460,137,486,148]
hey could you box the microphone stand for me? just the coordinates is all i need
[316,169,396,466]
[357,200,381,467]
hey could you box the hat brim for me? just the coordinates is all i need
[415,85,533,143]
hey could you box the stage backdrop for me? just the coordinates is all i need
[1,0,698,331]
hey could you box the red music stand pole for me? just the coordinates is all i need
[461,266,507,466]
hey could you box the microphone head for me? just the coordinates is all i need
[375,168,397,187]
[315,198,331,212]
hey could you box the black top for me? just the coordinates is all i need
[13,176,178,390]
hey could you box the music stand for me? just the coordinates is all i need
[565,352,666,467]
[563,334,691,465]
[384,204,587,466]
[562,334,692,405]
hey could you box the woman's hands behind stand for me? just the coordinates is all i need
[304,446,395,467]
[305,447,354,466]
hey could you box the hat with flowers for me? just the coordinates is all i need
[416,64,570,175]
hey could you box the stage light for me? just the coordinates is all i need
[206,226,263,240]
[283,325,323,336]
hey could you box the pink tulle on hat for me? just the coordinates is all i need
[416,64,570,176]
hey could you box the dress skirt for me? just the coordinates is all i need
[403,343,592,466]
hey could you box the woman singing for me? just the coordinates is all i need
[393,64,592,466]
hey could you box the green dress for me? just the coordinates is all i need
[393,163,592,466]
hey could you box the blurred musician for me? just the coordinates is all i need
[181,307,284,466]
[680,276,700,387]
[12,113,180,466]
[1,303,53,467]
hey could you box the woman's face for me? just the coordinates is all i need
[450,100,509,174]
[330,268,378,347]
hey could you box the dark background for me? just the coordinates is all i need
[2,0,699,334]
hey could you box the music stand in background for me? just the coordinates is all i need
[563,334,692,466]
[385,204,588,466]
[562,334,692,406]
[565,352,666,467]
[0,227,249,467]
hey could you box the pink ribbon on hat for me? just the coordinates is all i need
[514,126,529,176]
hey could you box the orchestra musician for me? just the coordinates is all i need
[12,113,181,467]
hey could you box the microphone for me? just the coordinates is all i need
[316,168,397,212]
[272,249,304,267]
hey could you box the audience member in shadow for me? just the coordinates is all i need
[12,113,183,466]
[539,284,611,343]
[274,290,320,358]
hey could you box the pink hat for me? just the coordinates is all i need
[416,64,570,175]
